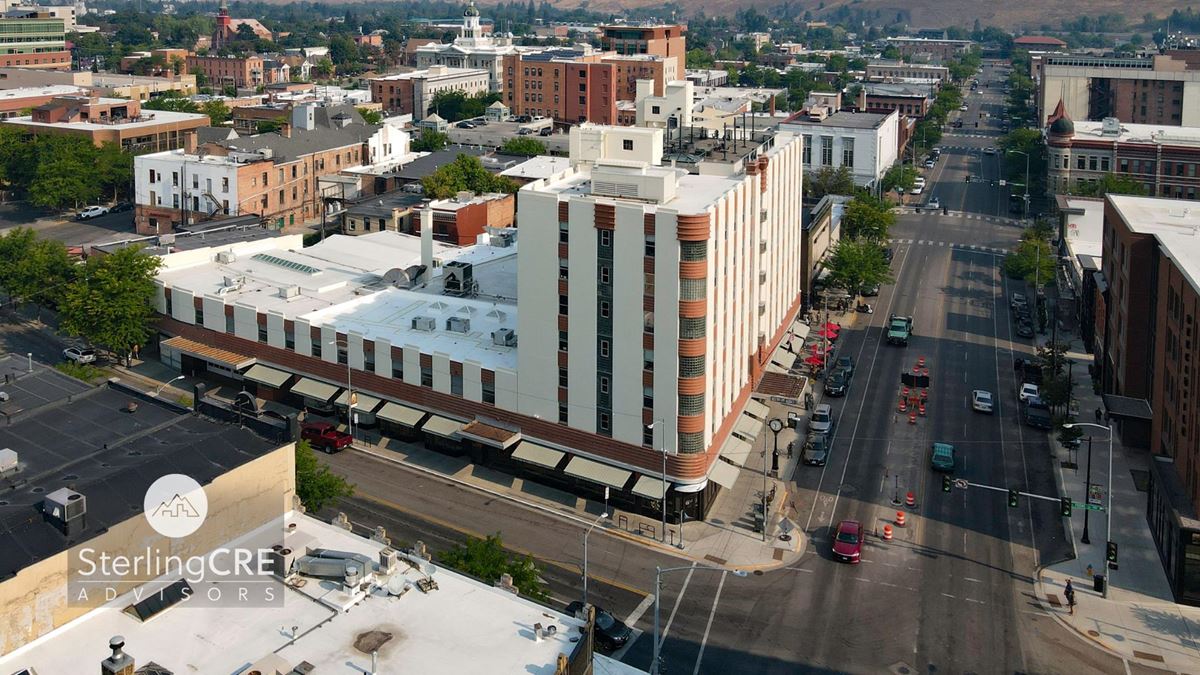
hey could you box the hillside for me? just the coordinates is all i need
[508,0,1184,31]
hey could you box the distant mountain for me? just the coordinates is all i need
[445,0,1183,31]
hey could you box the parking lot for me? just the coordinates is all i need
[0,201,136,249]
[445,118,569,154]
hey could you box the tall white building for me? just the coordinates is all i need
[779,108,900,189]
[414,0,546,93]
[517,124,806,470]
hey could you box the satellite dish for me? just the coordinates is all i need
[422,562,437,577]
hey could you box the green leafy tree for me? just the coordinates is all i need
[1003,237,1055,286]
[420,154,518,200]
[95,142,133,202]
[429,90,503,122]
[686,48,714,68]
[312,58,334,80]
[356,107,383,125]
[881,164,918,193]
[295,439,354,512]
[144,94,200,114]
[824,239,893,295]
[411,128,449,152]
[499,136,546,157]
[439,534,549,602]
[840,196,895,241]
[4,235,73,313]
[28,136,101,209]
[59,246,162,365]
[1074,173,1147,198]
[200,99,231,126]
[255,116,288,134]
[806,165,855,199]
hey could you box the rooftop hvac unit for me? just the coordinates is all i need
[216,250,237,264]
[442,261,476,297]
[411,316,436,331]
[223,274,245,287]
[490,230,516,247]
[158,233,176,246]
[269,545,301,578]
[446,316,470,333]
[278,285,300,299]
[43,487,86,536]
[492,328,517,346]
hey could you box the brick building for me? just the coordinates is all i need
[1,95,209,153]
[1038,52,1200,128]
[0,16,69,69]
[369,65,490,117]
[501,50,616,124]
[880,37,972,63]
[186,54,268,89]
[1045,107,1200,200]
[600,23,686,61]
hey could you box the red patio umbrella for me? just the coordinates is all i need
[816,326,839,339]
[804,354,824,366]
[824,321,842,332]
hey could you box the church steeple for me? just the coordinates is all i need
[462,0,482,40]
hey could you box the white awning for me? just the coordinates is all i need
[733,413,761,441]
[290,377,340,402]
[376,402,425,427]
[790,320,811,342]
[242,364,291,388]
[334,390,383,412]
[745,398,770,421]
[564,456,632,490]
[708,460,740,490]
[510,441,564,470]
[421,415,463,438]
[719,434,753,468]
[631,474,665,500]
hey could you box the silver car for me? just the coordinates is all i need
[809,403,835,436]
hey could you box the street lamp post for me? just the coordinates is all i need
[763,419,783,542]
[1064,421,1114,597]
[154,375,186,397]
[1082,435,1093,544]
[329,338,355,441]
[652,565,748,675]
[647,420,669,543]
[581,511,608,606]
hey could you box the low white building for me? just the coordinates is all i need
[779,108,901,189]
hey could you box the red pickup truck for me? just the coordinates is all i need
[300,422,353,453]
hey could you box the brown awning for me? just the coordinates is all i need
[162,336,255,370]
[460,419,521,449]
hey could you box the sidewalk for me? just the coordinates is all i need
[1032,329,1200,672]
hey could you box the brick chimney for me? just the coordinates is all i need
[101,636,135,675]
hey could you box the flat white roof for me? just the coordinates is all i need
[1108,194,1200,294]
[499,155,571,180]
[0,513,596,675]
[1061,197,1104,262]
[536,166,741,214]
[4,108,208,131]
[0,84,86,101]
[1071,119,1200,147]
[374,66,490,81]
[158,232,521,369]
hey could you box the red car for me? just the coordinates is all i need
[300,422,353,453]
[832,520,863,563]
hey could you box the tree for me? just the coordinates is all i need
[439,533,549,602]
[356,107,383,125]
[255,116,288,134]
[94,142,133,202]
[312,58,334,80]
[840,196,895,241]
[294,439,354,512]
[200,99,231,126]
[59,246,162,365]
[411,128,449,152]
[28,136,101,209]
[429,90,503,122]
[806,165,855,199]
[1,235,73,313]
[144,94,200,114]
[881,164,917,193]
[1075,173,1147,198]
[824,239,893,295]
[1003,237,1055,286]
[329,34,361,66]
[499,137,546,157]
[421,154,519,199]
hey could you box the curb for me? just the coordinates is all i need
[1032,564,1125,660]
[349,443,803,573]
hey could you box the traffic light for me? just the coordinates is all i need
[1008,489,1019,508]
[1106,541,1119,564]
[942,475,953,493]
[1061,497,1072,517]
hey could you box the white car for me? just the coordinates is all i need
[76,205,109,220]
[913,176,927,187]
[960,104,968,111]
[1019,383,1040,404]
[927,197,940,209]
[972,389,994,414]
[63,347,97,364]
[809,403,835,436]
[910,184,924,195]
[984,147,997,155]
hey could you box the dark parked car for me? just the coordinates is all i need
[1016,320,1035,338]
[300,422,353,453]
[110,201,133,212]
[835,355,854,377]
[802,433,831,466]
[565,601,632,651]
[824,368,850,397]
[860,282,880,297]
[883,247,895,263]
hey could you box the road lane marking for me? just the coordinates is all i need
[691,571,727,675]
[854,577,871,583]
[660,564,695,643]
[964,577,982,583]
[965,598,986,604]
[942,592,956,599]
[625,593,655,626]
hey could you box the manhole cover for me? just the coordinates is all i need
[30,487,44,493]
[61,474,78,481]
[889,662,916,675]
[1087,630,1101,637]
[753,570,765,576]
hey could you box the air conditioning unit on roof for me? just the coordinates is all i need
[411,316,435,331]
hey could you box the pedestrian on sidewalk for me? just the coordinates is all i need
[1095,407,1103,423]
[1064,579,1076,615]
